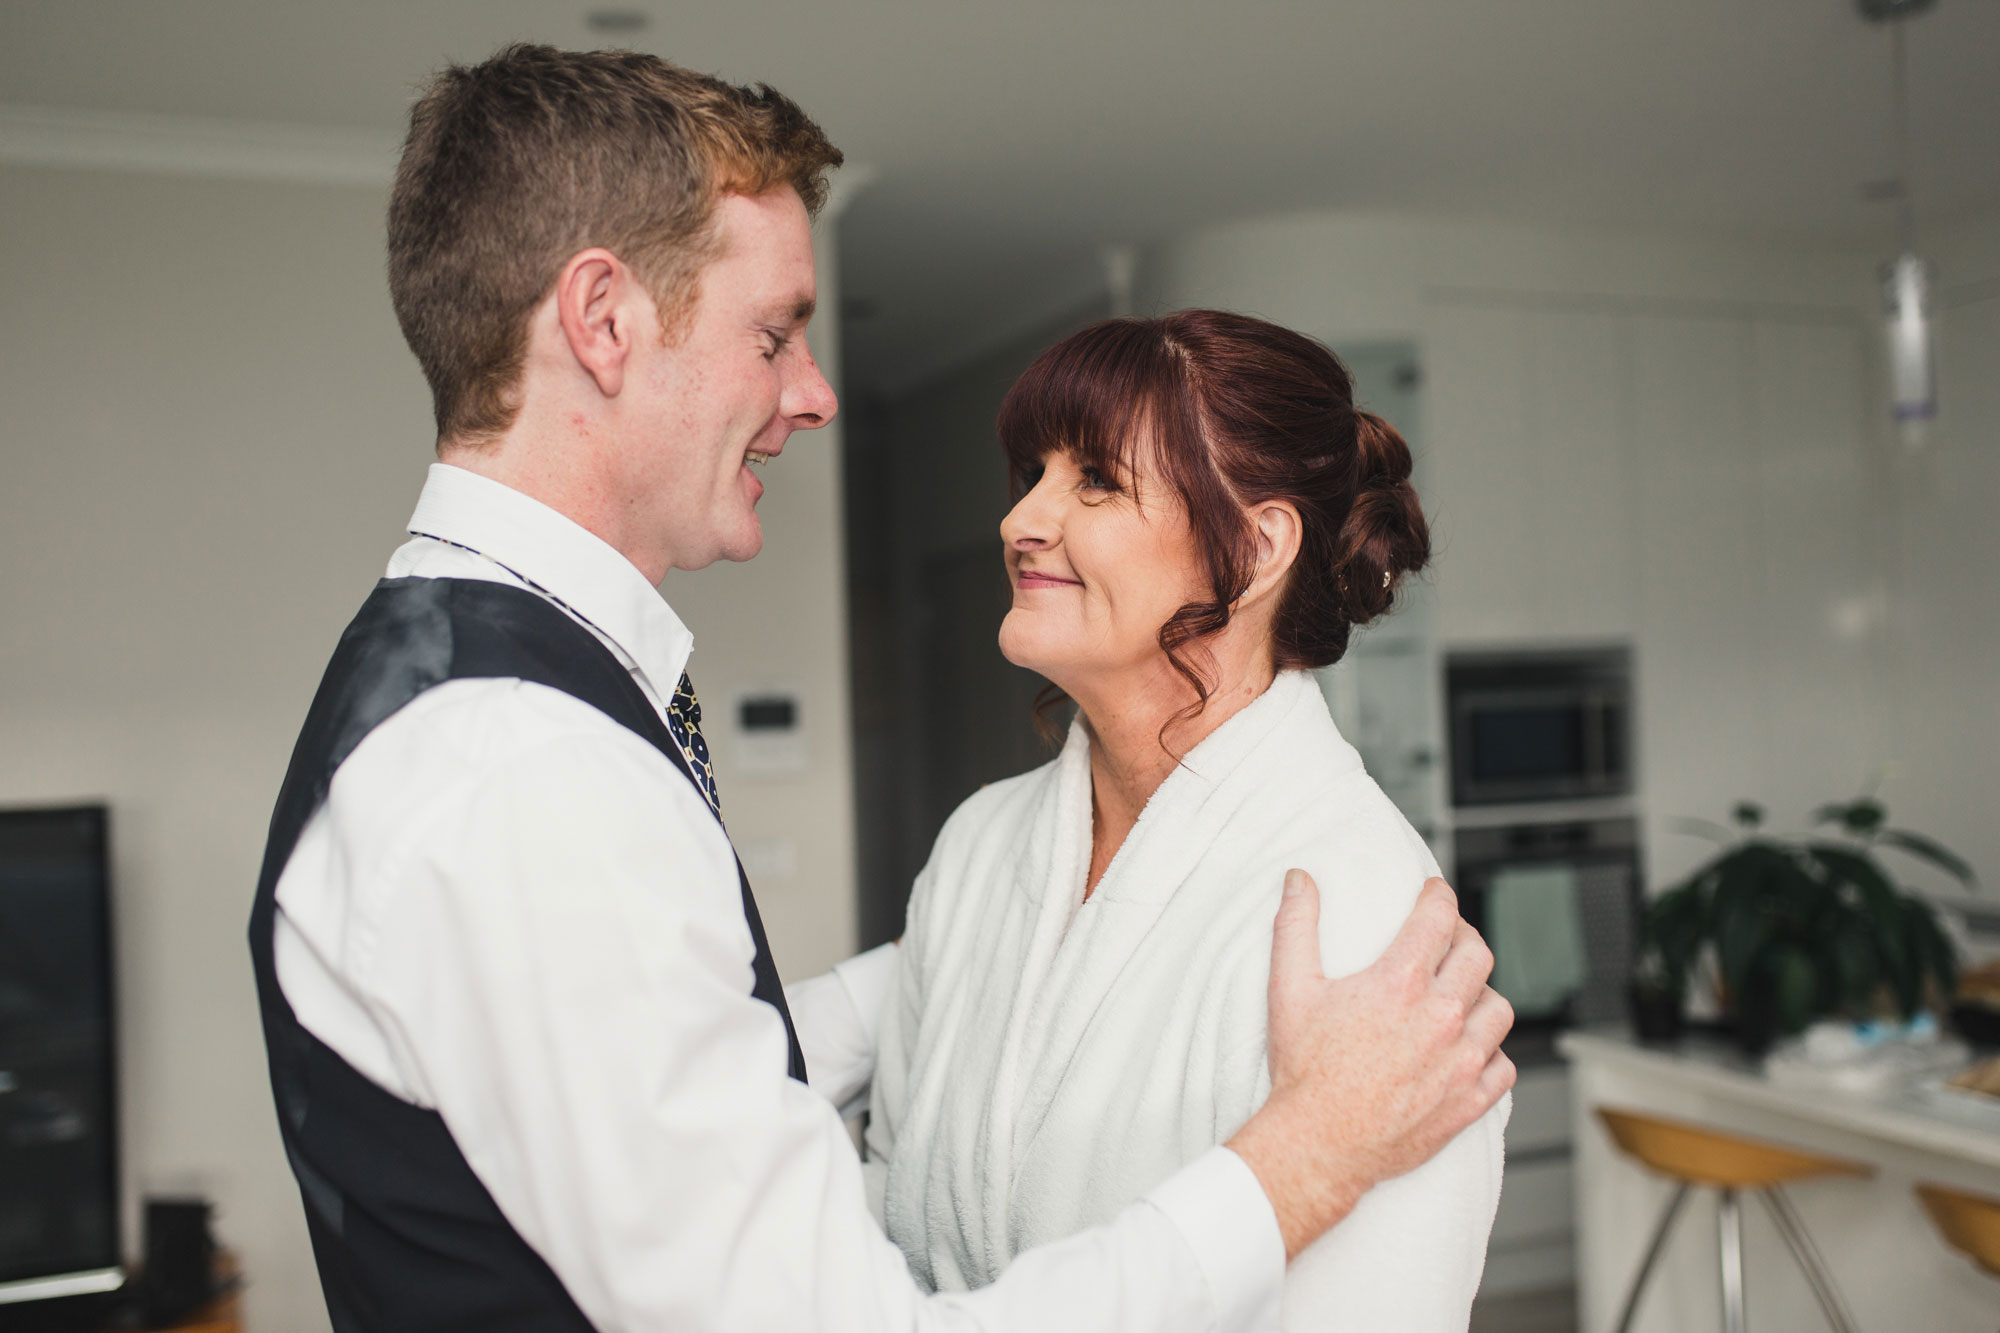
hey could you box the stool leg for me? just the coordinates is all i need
[1757,1187,1859,1333]
[1719,1188,1746,1333]
[1614,1183,1691,1333]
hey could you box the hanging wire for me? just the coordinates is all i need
[1890,22,1911,251]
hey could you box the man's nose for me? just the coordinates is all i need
[785,344,838,428]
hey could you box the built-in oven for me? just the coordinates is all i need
[1446,647,1632,808]
[1453,814,1643,1066]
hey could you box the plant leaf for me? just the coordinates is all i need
[1843,800,1886,837]
[1829,929,1879,1012]
[1807,845,1903,928]
[1709,844,1801,996]
[1806,843,1911,1013]
[1643,880,1710,983]
[1902,896,1959,1008]
[1877,828,1979,888]
[1769,946,1819,1037]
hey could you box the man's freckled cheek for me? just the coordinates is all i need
[678,363,709,402]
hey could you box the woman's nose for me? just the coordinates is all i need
[1000,478,1058,550]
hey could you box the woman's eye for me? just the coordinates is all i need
[1079,466,1116,492]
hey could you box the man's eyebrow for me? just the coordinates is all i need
[763,297,816,326]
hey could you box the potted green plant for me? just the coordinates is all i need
[1638,798,1974,1053]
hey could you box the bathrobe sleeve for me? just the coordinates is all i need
[787,941,902,1118]
[864,860,931,1224]
[1277,822,1511,1330]
[1281,1106,1508,1328]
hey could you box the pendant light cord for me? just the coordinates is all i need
[1891,18,1915,253]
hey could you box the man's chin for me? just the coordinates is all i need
[717,515,765,564]
[663,518,763,574]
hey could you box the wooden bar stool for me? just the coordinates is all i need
[1916,1182,2000,1280]
[1597,1108,1872,1333]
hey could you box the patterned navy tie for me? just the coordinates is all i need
[666,672,721,815]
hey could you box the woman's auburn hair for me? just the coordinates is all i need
[997,309,1430,733]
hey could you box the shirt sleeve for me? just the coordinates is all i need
[350,698,1285,1333]
[785,941,900,1116]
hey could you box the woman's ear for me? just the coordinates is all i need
[1238,501,1303,608]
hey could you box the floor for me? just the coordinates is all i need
[1468,1284,1579,1333]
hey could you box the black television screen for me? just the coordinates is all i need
[0,805,122,1304]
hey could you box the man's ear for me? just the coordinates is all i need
[553,247,638,399]
[1239,500,1303,608]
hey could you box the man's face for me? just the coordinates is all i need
[624,187,835,571]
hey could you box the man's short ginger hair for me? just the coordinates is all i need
[387,44,843,444]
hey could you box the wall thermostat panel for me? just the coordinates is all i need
[731,689,807,777]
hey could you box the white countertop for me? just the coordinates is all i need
[1558,1027,2000,1169]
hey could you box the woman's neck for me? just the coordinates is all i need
[1070,645,1279,899]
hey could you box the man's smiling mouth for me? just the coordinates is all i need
[745,451,772,468]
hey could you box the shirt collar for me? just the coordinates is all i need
[404,463,696,693]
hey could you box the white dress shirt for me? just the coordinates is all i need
[272,463,1284,1333]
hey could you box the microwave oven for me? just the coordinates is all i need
[1446,648,1632,808]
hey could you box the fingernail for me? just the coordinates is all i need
[1283,868,1306,897]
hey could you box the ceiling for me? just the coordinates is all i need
[6,0,1998,398]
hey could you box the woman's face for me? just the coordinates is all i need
[997,447,1207,690]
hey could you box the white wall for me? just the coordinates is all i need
[1138,210,1997,893]
[0,160,858,1328]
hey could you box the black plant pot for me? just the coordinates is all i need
[1627,981,1685,1044]
[1726,1003,1784,1056]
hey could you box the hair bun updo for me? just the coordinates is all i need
[1326,408,1429,634]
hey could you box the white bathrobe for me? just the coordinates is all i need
[867,670,1508,1330]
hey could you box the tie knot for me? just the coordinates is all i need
[674,672,704,727]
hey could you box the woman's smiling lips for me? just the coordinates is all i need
[1016,569,1082,590]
